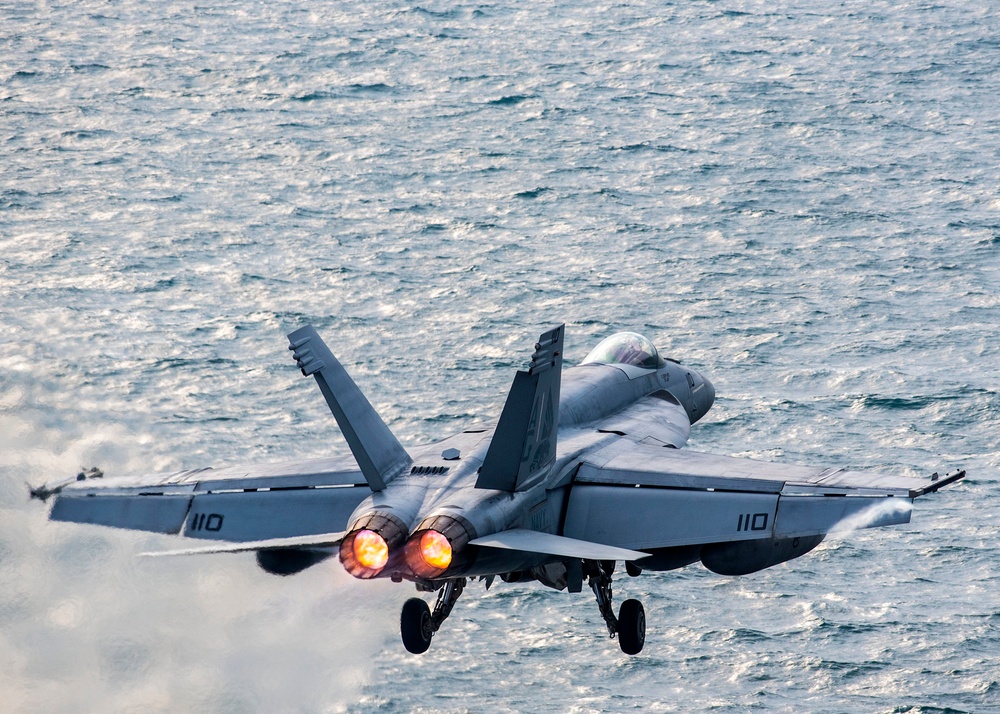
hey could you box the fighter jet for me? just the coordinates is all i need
[31,325,964,654]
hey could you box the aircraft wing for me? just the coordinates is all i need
[563,440,965,551]
[35,454,372,543]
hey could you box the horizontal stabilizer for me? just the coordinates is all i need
[141,531,345,557]
[469,528,648,561]
[288,325,411,491]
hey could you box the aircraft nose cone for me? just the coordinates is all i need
[689,371,715,423]
[703,374,716,411]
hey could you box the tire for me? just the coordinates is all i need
[401,598,433,654]
[618,598,645,655]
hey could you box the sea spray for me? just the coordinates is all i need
[827,498,915,535]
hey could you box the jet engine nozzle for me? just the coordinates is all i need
[404,514,477,580]
[339,511,408,579]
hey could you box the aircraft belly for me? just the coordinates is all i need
[183,486,371,542]
[562,484,779,550]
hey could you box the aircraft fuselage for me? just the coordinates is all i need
[340,357,715,584]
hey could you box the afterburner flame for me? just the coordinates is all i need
[353,529,389,569]
[419,530,453,570]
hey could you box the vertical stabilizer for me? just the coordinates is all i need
[288,326,411,491]
[476,325,564,492]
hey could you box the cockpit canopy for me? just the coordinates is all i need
[581,332,665,369]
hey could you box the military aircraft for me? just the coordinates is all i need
[31,325,964,654]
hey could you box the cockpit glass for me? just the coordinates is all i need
[581,332,664,369]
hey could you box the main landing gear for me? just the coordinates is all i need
[400,567,646,655]
[587,561,645,655]
[400,578,466,654]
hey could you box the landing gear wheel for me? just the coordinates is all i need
[617,599,645,655]
[401,598,433,654]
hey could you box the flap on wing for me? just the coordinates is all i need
[775,495,913,538]
[469,528,647,561]
[51,491,194,534]
[564,484,780,550]
[42,456,371,540]
[182,485,369,542]
[141,531,345,557]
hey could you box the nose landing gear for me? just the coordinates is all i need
[588,562,646,655]
[400,578,466,654]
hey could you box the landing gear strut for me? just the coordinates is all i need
[400,578,466,654]
[587,561,645,655]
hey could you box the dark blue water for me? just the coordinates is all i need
[2,1,998,711]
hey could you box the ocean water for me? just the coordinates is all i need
[2,0,998,711]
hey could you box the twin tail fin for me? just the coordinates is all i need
[289,324,564,494]
[288,326,411,491]
[476,325,564,492]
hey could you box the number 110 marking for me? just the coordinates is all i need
[737,512,769,532]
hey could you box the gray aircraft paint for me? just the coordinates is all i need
[34,325,964,653]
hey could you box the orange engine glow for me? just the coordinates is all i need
[419,530,453,570]
[353,529,389,570]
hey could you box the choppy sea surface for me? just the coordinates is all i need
[2,1,998,711]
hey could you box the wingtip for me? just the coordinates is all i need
[28,467,104,502]
[28,481,50,502]
[913,468,966,497]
